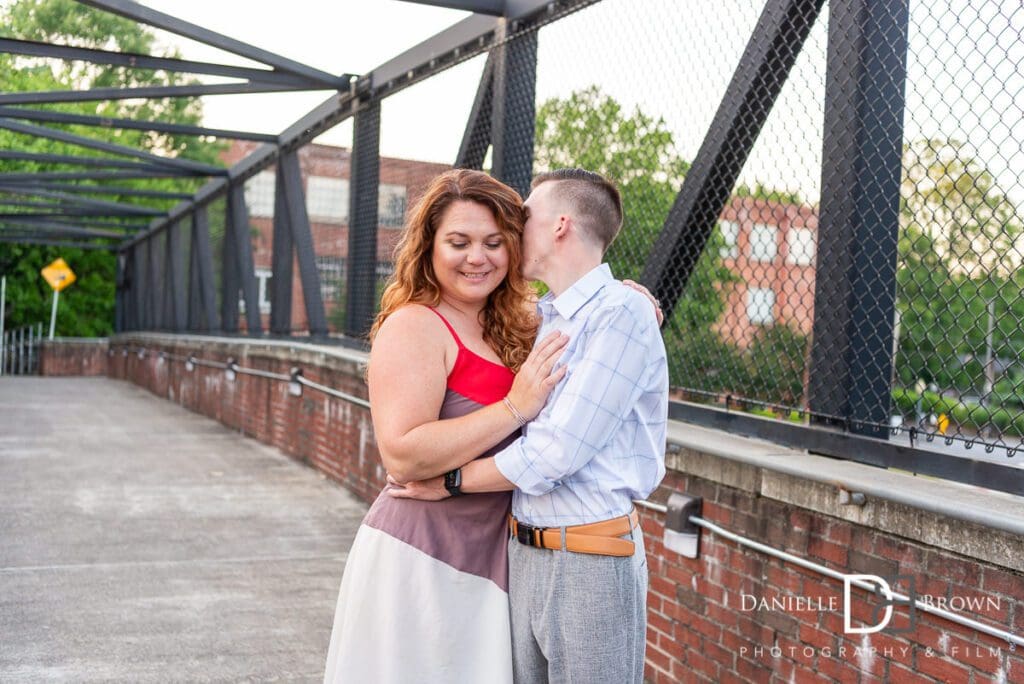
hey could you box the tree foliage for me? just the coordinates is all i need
[0,0,224,336]
[895,139,1024,408]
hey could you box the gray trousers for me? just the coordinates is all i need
[507,525,648,684]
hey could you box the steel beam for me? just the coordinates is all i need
[188,207,219,332]
[0,235,117,250]
[0,183,194,200]
[396,0,505,14]
[0,107,278,143]
[0,221,124,238]
[8,215,148,230]
[270,168,293,334]
[77,0,345,87]
[0,185,167,215]
[0,81,324,106]
[146,235,161,330]
[345,102,381,338]
[166,219,187,331]
[131,242,144,330]
[0,37,325,86]
[0,210,157,219]
[0,150,176,170]
[114,251,126,332]
[807,0,909,439]
[454,52,494,169]
[279,151,327,336]
[227,183,262,334]
[0,170,202,182]
[489,20,536,198]
[0,119,226,175]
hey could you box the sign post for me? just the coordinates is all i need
[40,258,76,340]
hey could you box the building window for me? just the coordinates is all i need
[786,227,815,266]
[719,220,739,259]
[317,256,345,302]
[747,287,775,325]
[379,184,407,226]
[245,171,275,218]
[307,176,349,224]
[749,224,777,262]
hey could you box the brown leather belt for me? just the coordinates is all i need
[509,508,640,557]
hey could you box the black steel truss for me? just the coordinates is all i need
[0,183,193,200]
[0,107,278,142]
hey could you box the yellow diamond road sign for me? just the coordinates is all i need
[41,258,76,292]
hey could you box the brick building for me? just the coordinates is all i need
[222,141,450,332]
[715,196,818,348]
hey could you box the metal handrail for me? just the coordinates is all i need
[633,502,1023,649]
[118,343,1022,649]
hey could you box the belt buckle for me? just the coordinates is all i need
[516,521,542,547]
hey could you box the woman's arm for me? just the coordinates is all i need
[369,305,566,483]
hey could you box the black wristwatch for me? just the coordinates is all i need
[444,468,464,497]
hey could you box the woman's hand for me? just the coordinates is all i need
[387,473,449,501]
[505,330,569,421]
[623,279,664,326]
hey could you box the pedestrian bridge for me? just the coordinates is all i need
[3,336,1022,683]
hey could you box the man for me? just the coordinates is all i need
[393,168,668,683]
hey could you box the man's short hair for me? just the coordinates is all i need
[532,168,623,252]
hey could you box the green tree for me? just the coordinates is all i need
[895,139,1024,404]
[0,0,224,336]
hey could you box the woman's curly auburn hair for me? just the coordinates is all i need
[370,169,538,372]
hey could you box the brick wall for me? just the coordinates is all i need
[638,466,1024,683]
[99,335,1024,683]
[39,339,109,376]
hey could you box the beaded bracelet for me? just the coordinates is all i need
[502,396,529,427]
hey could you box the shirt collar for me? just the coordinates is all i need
[539,263,613,321]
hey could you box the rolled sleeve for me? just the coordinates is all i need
[494,438,560,496]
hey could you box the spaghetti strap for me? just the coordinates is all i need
[426,307,465,349]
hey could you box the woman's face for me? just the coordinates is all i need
[431,200,510,306]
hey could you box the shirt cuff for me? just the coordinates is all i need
[493,440,559,496]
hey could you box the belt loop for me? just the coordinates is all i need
[560,526,566,551]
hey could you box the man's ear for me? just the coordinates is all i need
[553,215,570,240]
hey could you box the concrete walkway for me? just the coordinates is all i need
[0,377,367,683]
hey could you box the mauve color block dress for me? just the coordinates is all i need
[323,309,517,683]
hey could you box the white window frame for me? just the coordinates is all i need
[244,171,275,218]
[749,224,778,262]
[786,227,815,266]
[316,256,345,302]
[746,287,775,325]
[719,220,739,259]
[306,176,348,224]
[378,184,407,226]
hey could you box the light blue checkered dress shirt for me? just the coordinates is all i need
[494,263,668,527]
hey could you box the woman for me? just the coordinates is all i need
[323,169,566,683]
